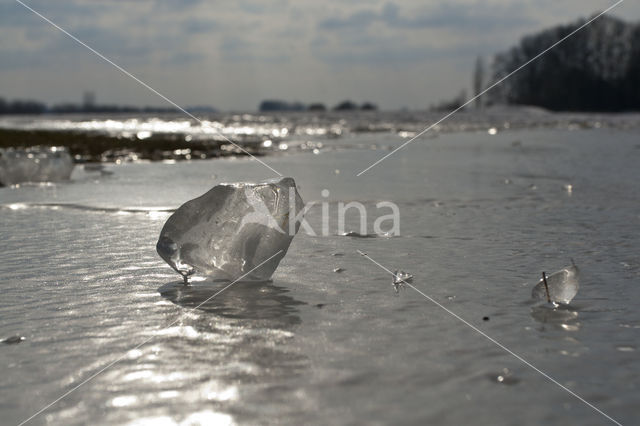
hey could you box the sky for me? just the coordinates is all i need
[1,0,638,111]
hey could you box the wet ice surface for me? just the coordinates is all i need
[1,127,640,425]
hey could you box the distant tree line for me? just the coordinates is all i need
[0,98,47,115]
[47,103,180,114]
[488,14,640,111]
[429,90,467,112]
[259,99,378,112]
[0,96,182,115]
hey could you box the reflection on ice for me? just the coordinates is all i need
[110,395,138,407]
[125,411,234,426]
[158,280,305,326]
[3,107,636,164]
[530,303,580,328]
[487,368,520,385]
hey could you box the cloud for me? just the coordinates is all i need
[319,9,379,30]
[319,1,536,32]
[313,34,502,68]
[219,36,291,63]
[1,0,636,110]
[182,18,218,34]
[313,1,536,68]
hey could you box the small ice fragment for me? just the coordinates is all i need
[489,368,519,385]
[392,270,413,293]
[157,177,304,282]
[531,260,579,304]
[340,231,374,238]
[488,127,497,135]
[1,335,25,344]
[0,146,74,186]
[136,131,152,140]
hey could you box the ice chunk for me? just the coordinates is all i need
[392,270,413,293]
[1,335,25,344]
[339,231,375,238]
[157,177,304,282]
[531,261,579,304]
[0,146,74,186]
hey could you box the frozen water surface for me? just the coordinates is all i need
[1,122,640,425]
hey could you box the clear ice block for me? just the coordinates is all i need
[157,177,304,282]
[0,146,74,186]
[531,262,579,304]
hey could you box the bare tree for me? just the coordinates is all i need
[490,15,639,111]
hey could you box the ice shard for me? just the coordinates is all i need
[157,177,304,282]
[531,261,579,304]
[0,146,74,186]
[392,270,413,293]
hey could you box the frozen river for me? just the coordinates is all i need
[1,123,639,425]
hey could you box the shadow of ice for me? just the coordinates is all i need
[158,279,306,327]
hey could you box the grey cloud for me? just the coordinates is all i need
[237,0,291,15]
[5,1,112,28]
[158,50,203,66]
[220,37,250,53]
[220,37,290,63]
[319,10,378,30]
[316,41,500,67]
[1,23,164,72]
[153,0,204,12]
[319,1,536,31]
[182,18,218,34]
